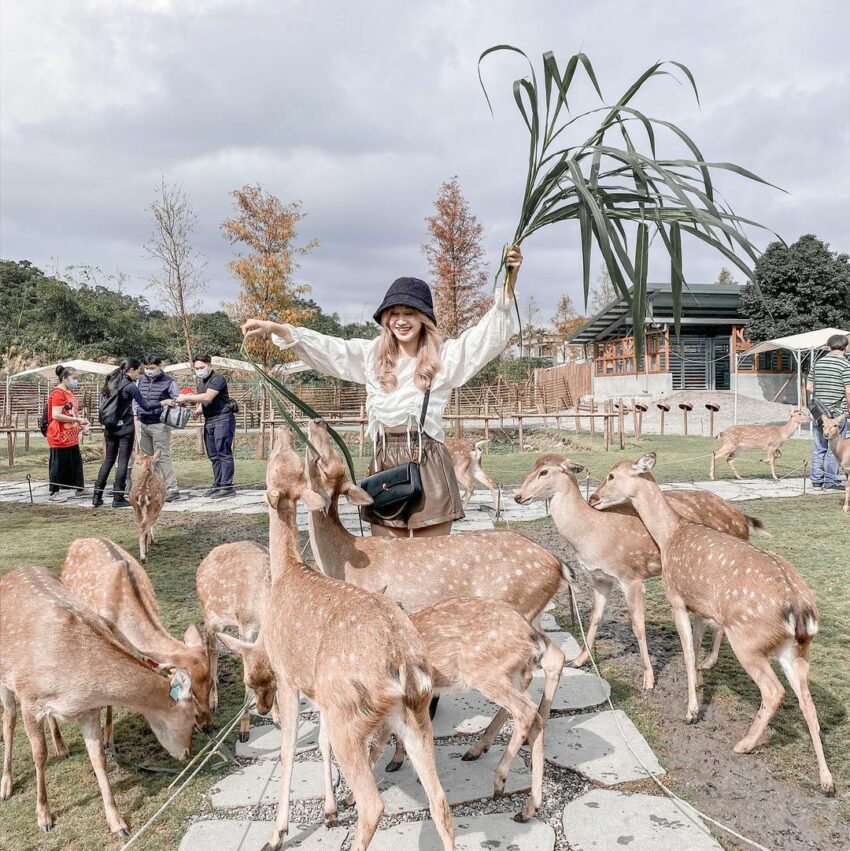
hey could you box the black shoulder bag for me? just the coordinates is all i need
[807,363,836,423]
[359,388,431,521]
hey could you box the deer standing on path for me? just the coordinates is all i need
[710,410,810,481]
[446,438,499,514]
[129,451,166,562]
[821,414,850,513]
[218,429,454,851]
[593,453,834,795]
[515,456,766,689]
[60,537,213,750]
[196,541,270,741]
[0,566,196,836]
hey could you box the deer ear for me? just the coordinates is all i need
[134,453,145,465]
[151,449,161,462]
[266,489,281,509]
[560,459,584,474]
[169,668,192,702]
[632,453,657,474]
[300,486,326,512]
[183,623,204,648]
[215,632,255,657]
[342,482,374,506]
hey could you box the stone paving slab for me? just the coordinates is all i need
[374,744,530,814]
[180,820,348,850]
[235,718,319,760]
[529,667,611,711]
[369,813,555,851]
[547,631,582,661]
[543,710,664,784]
[209,759,337,808]
[540,611,560,631]
[562,788,722,850]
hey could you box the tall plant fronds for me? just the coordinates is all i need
[479,46,780,346]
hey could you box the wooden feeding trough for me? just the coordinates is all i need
[678,402,693,436]
[656,402,671,436]
[705,403,720,438]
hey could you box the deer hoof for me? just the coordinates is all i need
[685,710,699,725]
[513,809,531,824]
[114,828,130,837]
[461,748,484,762]
[324,815,339,828]
[385,760,403,773]
[822,779,836,797]
[238,731,250,744]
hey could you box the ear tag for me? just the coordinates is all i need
[170,683,182,702]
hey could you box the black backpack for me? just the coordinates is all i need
[39,402,50,436]
[98,388,123,428]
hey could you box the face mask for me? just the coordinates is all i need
[145,368,159,378]
[195,368,210,379]
[67,378,80,389]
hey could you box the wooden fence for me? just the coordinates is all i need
[533,362,592,412]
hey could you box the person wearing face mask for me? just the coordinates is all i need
[134,353,182,501]
[46,365,90,502]
[177,353,237,499]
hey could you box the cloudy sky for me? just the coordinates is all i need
[3,0,849,325]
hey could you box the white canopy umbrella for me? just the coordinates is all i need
[164,356,309,377]
[4,359,117,418]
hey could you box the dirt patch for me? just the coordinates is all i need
[521,522,848,851]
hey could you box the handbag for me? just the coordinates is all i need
[359,388,430,521]
[807,369,838,423]
[160,403,192,429]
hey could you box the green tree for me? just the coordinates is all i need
[190,311,242,358]
[741,235,850,342]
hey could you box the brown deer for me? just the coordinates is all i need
[593,453,834,795]
[710,409,810,481]
[0,566,196,836]
[196,541,271,741]
[217,428,454,851]
[304,419,567,623]
[129,450,167,562]
[516,456,765,689]
[60,537,213,749]
[821,414,850,513]
[445,438,499,513]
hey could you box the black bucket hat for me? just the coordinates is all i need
[373,277,436,326]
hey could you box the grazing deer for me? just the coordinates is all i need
[821,414,850,513]
[60,537,213,749]
[196,541,271,741]
[711,409,810,481]
[304,419,567,624]
[218,429,454,851]
[446,438,499,514]
[516,456,764,689]
[593,453,835,795]
[0,566,195,836]
[129,450,167,562]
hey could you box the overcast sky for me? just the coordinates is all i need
[3,0,849,326]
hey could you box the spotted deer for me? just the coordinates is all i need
[593,453,834,795]
[446,438,499,514]
[710,409,810,481]
[0,566,196,837]
[196,541,271,741]
[60,537,213,750]
[218,429,454,851]
[515,455,766,689]
[129,451,167,562]
[821,414,850,513]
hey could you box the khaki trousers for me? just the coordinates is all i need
[138,421,178,493]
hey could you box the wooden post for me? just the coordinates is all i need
[358,402,365,458]
[6,431,14,467]
[255,402,266,460]
[618,398,625,450]
[603,405,610,452]
[679,403,692,436]
[630,403,638,439]
[574,406,581,434]
[455,391,462,438]
[24,413,30,451]
[657,402,669,436]
[484,398,490,449]
[589,398,596,438]
[635,403,647,441]
[517,407,524,450]
[705,403,719,439]
[269,409,277,452]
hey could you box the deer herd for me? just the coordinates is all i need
[0,411,841,847]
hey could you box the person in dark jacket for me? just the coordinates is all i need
[92,358,174,507]
[177,353,236,499]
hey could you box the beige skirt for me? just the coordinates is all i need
[364,432,465,529]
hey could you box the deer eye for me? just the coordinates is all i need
[538,469,549,477]
[607,474,614,482]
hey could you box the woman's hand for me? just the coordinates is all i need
[242,318,287,341]
[504,244,523,299]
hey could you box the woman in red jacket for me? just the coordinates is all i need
[46,364,90,502]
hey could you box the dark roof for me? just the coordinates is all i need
[568,282,745,345]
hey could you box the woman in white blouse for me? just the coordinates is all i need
[243,246,522,538]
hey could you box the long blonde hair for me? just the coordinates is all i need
[375,311,442,392]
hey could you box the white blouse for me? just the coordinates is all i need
[272,286,518,445]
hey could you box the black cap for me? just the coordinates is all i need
[373,277,436,326]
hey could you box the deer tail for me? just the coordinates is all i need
[745,514,772,538]
[558,559,577,586]
[398,659,433,709]
[782,602,818,644]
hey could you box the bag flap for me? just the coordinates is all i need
[360,462,416,496]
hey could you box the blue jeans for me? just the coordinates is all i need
[204,414,236,488]
[811,416,848,487]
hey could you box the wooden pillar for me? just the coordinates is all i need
[483,398,490,449]
[679,403,692,436]
[705,403,719,438]
[455,391,462,438]
[603,405,610,452]
[657,402,669,436]
[618,398,625,450]
[517,408,524,450]
[24,413,30,451]
[6,431,14,467]
[589,398,596,438]
[358,402,365,458]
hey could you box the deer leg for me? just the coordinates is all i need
[571,575,613,669]
[46,715,69,759]
[536,639,566,727]
[264,684,300,851]
[472,466,499,513]
[726,450,743,481]
[318,715,339,825]
[462,707,507,761]
[623,579,654,690]
[239,684,251,743]
[138,529,146,564]
[343,723,392,808]
[844,478,850,514]
[206,628,219,714]
[102,706,115,751]
[385,735,406,773]
[669,600,700,723]
[395,704,454,851]
[700,627,725,671]
[776,648,834,795]
[767,448,779,481]
[21,701,52,832]
[78,710,129,836]
[1,684,16,800]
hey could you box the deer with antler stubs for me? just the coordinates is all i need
[446,438,499,514]
[129,450,167,562]
[711,409,810,481]
[0,566,196,837]
[515,454,767,689]
[197,541,271,741]
[593,452,834,795]
[218,428,454,851]
[821,414,850,513]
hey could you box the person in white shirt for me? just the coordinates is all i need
[242,246,522,538]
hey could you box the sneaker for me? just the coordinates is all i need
[210,487,236,500]
[203,487,220,498]
[112,497,131,508]
[811,484,824,492]
[68,489,87,499]
[49,493,67,503]
[165,491,182,503]
[823,483,846,491]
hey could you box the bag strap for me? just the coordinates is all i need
[419,387,431,429]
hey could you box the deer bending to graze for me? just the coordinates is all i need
[821,414,850,513]
[515,455,764,689]
[594,453,834,795]
[130,451,167,562]
[446,438,499,514]
[197,541,271,741]
[711,410,810,481]
[219,428,454,851]
[0,566,195,836]
[60,537,213,750]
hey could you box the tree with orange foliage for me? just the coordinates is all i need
[222,185,318,367]
[551,294,585,363]
[421,177,491,338]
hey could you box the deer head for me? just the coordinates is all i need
[515,458,584,504]
[170,624,214,733]
[822,413,847,438]
[215,633,277,715]
[133,450,161,471]
[790,409,811,425]
[305,419,373,508]
[592,453,657,509]
[266,428,325,513]
[147,667,195,761]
